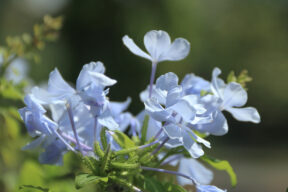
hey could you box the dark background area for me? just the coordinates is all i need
[0,0,287,191]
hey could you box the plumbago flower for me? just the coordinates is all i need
[18,30,261,192]
[144,72,213,158]
[123,30,190,97]
[192,68,260,135]
[20,61,135,164]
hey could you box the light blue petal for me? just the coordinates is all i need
[178,158,213,186]
[226,106,261,123]
[163,124,182,139]
[144,30,171,61]
[144,97,172,122]
[159,38,190,62]
[222,82,247,108]
[181,73,211,95]
[140,85,167,104]
[88,71,117,87]
[109,97,131,116]
[116,112,133,132]
[182,131,204,158]
[166,86,183,107]
[76,61,106,91]
[194,111,228,136]
[39,139,67,165]
[47,68,75,100]
[196,185,227,192]
[122,35,151,61]
[168,99,196,122]
[136,110,163,140]
[79,85,107,107]
[165,137,183,148]
[156,72,179,91]
[98,109,119,130]
[211,67,226,99]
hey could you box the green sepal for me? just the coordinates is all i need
[110,130,135,148]
[94,141,104,158]
[75,173,108,189]
[110,162,139,169]
[114,146,140,156]
[201,155,237,187]
[19,185,51,192]
[100,144,111,175]
[140,115,149,145]
[100,127,108,150]
[82,156,99,175]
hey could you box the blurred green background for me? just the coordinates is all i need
[0,0,287,191]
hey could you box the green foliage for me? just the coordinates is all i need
[0,15,63,192]
[142,177,188,192]
[110,130,135,148]
[75,174,108,189]
[164,183,187,192]
[0,15,62,73]
[143,177,166,192]
[19,185,51,192]
[201,155,237,187]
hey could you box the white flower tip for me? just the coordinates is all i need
[213,67,222,76]
[122,35,130,43]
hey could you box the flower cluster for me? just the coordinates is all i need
[19,61,135,164]
[20,30,260,192]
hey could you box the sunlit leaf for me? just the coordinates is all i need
[201,155,237,187]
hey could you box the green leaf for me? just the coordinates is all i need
[0,79,23,100]
[165,183,187,192]
[110,130,135,148]
[75,173,108,189]
[19,185,51,192]
[201,155,237,187]
[1,112,20,139]
[19,161,44,187]
[143,177,165,192]
[140,115,149,144]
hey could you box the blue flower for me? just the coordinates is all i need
[177,158,213,186]
[211,67,260,123]
[19,95,72,165]
[19,94,57,137]
[122,30,190,64]
[181,73,211,95]
[144,72,211,158]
